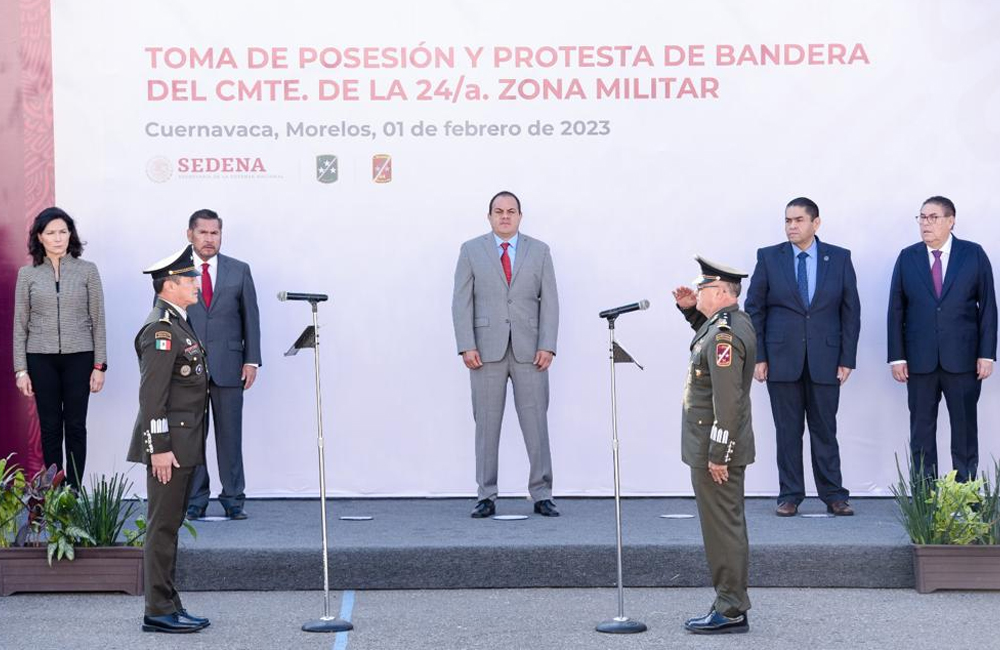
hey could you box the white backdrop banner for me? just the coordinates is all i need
[50,0,1000,497]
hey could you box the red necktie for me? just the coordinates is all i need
[201,262,213,308]
[500,242,512,285]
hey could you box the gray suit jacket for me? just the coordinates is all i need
[452,232,559,364]
[187,253,262,387]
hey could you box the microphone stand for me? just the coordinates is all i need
[286,298,353,634]
[596,315,647,634]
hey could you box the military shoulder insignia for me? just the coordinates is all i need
[717,312,732,330]
[155,331,171,340]
[716,332,733,342]
[157,308,172,324]
[716,342,732,367]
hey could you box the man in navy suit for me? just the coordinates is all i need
[184,209,262,520]
[888,196,996,482]
[745,198,860,517]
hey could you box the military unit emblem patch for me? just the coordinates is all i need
[716,343,732,367]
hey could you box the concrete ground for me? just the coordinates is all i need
[1,587,997,650]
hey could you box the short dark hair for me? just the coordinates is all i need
[786,197,819,221]
[188,209,223,230]
[152,276,181,295]
[488,191,521,214]
[923,196,956,217]
[28,207,85,266]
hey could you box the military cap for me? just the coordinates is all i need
[143,244,200,279]
[694,255,748,287]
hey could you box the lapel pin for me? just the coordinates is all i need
[823,256,829,261]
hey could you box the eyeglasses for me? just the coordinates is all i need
[915,214,948,223]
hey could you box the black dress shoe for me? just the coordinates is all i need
[471,499,495,518]
[225,506,248,520]
[684,609,749,634]
[177,609,210,627]
[533,499,560,517]
[142,613,207,633]
[185,506,205,520]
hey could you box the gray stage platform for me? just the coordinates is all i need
[174,497,913,591]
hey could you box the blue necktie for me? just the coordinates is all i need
[797,251,810,307]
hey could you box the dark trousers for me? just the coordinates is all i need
[907,368,980,482]
[145,464,195,616]
[26,351,94,489]
[188,381,245,511]
[691,465,750,617]
[767,358,847,505]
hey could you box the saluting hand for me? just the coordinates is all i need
[672,286,697,309]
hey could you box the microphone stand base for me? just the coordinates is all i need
[302,617,354,633]
[596,617,647,634]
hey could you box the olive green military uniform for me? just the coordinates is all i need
[127,298,209,616]
[680,303,756,617]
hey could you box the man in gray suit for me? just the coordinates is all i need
[452,191,560,518]
[184,209,262,521]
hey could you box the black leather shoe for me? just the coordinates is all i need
[533,499,560,517]
[142,613,207,633]
[225,506,248,520]
[185,506,205,521]
[471,499,495,518]
[684,610,749,634]
[177,609,210,627]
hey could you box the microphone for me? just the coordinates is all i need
[278,291,329,302]
[599,299,650,319]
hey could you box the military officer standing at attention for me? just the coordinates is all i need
[127,245,211,634]
[671,256,756,635]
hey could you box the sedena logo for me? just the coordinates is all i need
[146,156,277,181]
[146,156,173,183]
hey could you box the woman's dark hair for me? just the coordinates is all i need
[28,207,84,266]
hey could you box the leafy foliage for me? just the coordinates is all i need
[76,472,137,547]
[891,454,1000,545]
[13,465,93,564]
[123,501,197,547]
[0,454,26,548]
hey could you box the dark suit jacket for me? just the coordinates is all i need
[887,237,997,374]
[187,254,262,387]
[744,238,861,385]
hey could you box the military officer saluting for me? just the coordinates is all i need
[127,245,211,634]
[671,256,756,635]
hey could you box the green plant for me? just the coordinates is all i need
[76,472,138,547]
[14,464,93,564]
[929,471,989,545]
[891,454,1000,545]
[982,459,1000,545]
[122,501,197,548]
[0,454,26,547]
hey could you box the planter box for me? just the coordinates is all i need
[0,546,143,596]
[913,544,1000,593]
